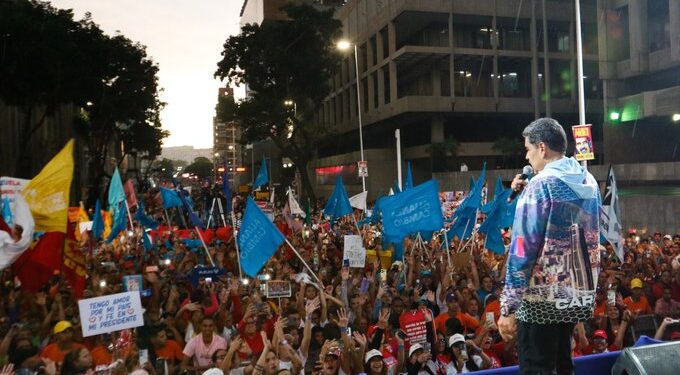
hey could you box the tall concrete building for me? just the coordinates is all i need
[597,0,680,164]
[213,87,242,187]
[313,0,603,198]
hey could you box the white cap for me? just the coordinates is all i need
[202,369,224,375]
[364,349,383,364]
[448,333,465,347]
[408,343,424,358]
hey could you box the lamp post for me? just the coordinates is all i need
[337,40,366,193]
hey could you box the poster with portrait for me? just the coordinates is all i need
[572,125,594,161]
[266,280,292,298]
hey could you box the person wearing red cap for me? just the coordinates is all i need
[583,330,612,354]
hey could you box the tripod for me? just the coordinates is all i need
[206,196,228,228]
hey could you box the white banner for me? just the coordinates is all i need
[343,235,366,268]
[78,292,144,337]
[287,188,305,217]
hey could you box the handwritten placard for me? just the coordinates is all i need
[78,292,144,337]
[343,235,366,268]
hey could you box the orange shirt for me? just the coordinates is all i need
[41,343,86,364]
[155,339,185,364]
[624,296,652,315]
[593,301,606,317]
[91,346,113,367]
[434,311,479,334]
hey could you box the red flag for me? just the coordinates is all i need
[0,215,11,234]
[12,232,64,292]
[62,223,86,299]
[124,179,138,207]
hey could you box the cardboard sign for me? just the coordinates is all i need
[122,275,143,292]
[266,280,292,298]
[572,124,595,161]
[343,235,366,268]
[78,292,144,337]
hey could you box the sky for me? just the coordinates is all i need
[50,0,244,149]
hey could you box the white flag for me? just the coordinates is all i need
[287,188,305,217]
[349,191,368,211]
[0,194,35,269]
[600,166,623,261]
[270,187,275,205]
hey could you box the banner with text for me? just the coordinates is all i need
[343,235,366,268]
[78,292,144,337]
[572,124,595,161]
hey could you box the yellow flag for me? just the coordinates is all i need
[21,139,74,233]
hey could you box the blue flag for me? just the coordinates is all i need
[106,202,128,243]
[405,162,414,190]
[254,155,268,189]
[381,179,444,241]
[223,170,232,214]
[178,189,204,229]
[478,177,509,254]
[323,176,353,223]
[237,197,285,277]
[1,196,12,227]
[358,194,384,226]
[108,167,126,209]
[160,187,183,209]
[449,163,486,240]
[134,200,159,229]
[91,199,104,240]
[142,231,154,251]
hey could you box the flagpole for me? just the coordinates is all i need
[233,230,244,281]
[456,218,472,253]
[284,238,324,288]
[124,201,134,231]
[194,227,215,267]
[443,229,451,267]
[163,209,172,229]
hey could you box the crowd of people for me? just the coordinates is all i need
[0,183,679,375]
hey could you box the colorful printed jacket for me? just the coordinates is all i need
[500,157,601,324]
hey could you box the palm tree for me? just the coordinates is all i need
[427,137,460,172]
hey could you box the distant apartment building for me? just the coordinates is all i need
[597,0,680,164]
[213,87,242,187]
[161,146,213,165]
[313,0,603,198]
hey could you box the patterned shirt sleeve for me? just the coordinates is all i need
[500,179,551,312]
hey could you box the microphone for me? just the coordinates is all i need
[508,165,534,202]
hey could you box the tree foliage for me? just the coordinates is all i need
[184,157,214,180]
[0,1,167,195]
[215,4,342,200]
[492,137,524,168]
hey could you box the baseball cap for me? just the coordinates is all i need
[53,320,73,334]
[630,278,643,289]
[448,333,465,347]
[364,349,383,364]
[664,235,672,241]
[593,330,608,340]
[408,343,424,358]
[446,293,457,302]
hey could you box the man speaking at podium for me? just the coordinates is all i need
[498,118,601,374]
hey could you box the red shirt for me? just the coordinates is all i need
[399,309,428,344]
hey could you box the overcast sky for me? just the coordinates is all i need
[50,0,243,149]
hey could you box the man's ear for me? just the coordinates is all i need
[538,142,547,156]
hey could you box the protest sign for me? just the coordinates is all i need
[399,308,428,345]
[78,291,144,337]
[343,235,366,268]
[123,275,143,292]
[572,124,594,161]
[0,177,30,212]
[266,280,292,298]
[190,266,227,287]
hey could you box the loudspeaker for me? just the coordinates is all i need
[611,340,680,375]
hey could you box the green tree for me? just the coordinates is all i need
[215,4,342,201]
[184,157,213,180]
[492,137,524,168]
[427,137,460,172]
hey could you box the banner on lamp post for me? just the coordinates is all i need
[572,125,595,161]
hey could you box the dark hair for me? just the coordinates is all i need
[61,348,88,375]
[522,117,567,154]
[9,346,38,368]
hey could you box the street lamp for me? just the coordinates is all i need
[337,39,366,192]
[672,113,680,122]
